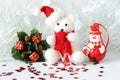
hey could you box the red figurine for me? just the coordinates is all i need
[82,23,109,63]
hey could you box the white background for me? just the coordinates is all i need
[0,0,120,80]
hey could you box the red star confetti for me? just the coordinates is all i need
[2,64,7,66]
[42,63,48,66]
[30,76,35,79]
[12,78,17,80]
[0,72,14,76]
[38,77,46,80]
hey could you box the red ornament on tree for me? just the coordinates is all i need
[29,52,40,62]
[32,34,41,44]
[16,41,24,50]
[82,23,109,63]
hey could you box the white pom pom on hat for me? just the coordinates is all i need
[33,8,41,16]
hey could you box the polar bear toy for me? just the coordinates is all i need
[40,6,85,66]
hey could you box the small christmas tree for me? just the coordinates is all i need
[11,28,50,62]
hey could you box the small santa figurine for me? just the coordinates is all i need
[82,23,109,63]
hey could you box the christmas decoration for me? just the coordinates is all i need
[40,6,85,67]
[29,52,40,62]
[11,28,50,62]
[82,23,109,63]
[15,41,25,51]
[32,34,41,44]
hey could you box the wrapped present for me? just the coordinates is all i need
[15,41,24,50]
[32,34,41,44]
[29,52,40,62]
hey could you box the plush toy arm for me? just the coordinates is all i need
[87,43,94,49]
[99,45,105,54]
[82,43,94,56]
[67,33,79,42]
[46,35,55,46]
[82,46,90,56]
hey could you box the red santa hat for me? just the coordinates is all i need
[89,23,101,34]
[41,6,66,27]
[41,6,54,17]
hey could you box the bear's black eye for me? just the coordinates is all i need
[57,23,59,25]
[65,24,67,26]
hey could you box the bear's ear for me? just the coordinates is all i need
[67,14,75,25]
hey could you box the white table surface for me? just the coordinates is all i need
[0,53,120,80]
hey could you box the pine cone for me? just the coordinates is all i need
[38,45,43,51]
[25,36,30,41]
[21,52,26,58]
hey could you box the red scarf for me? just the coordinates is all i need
[54,31,73,57]
[54,30,74,67]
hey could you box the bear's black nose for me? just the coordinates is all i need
[61,29,64,31]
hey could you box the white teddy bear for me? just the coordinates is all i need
[40,6,85,65]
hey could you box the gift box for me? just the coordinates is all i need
[29,52,40,62]
[32,34,41,44]
[15,41,24,50]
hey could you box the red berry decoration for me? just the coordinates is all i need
[15,41,24,50]
[29,52,40,62]
[32,34,41,44]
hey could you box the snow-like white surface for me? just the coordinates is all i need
[0,55,120,80]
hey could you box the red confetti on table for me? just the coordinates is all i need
[58,77,63,79]
[74,77,79,79]
[30,76,34,79]
[57,67,61,69]
[61,68,67,71]
[93,62,99,65]
[55,70,59,72]
[75,68,80,72]
[81,67,86,69]
[100,66,104,68]
[12,78,17,80]
[83,69,88,72]
[15,67,25,72]
[29,63,33,66]
[2,64,7,66]
[0,62,107,80]
[70,73,74,75]
[83,64,87,66]
[0,72,14,76]
[98,74,103,77]
[49,67,53,69]
[27,64,40,76]
[52,63,58,66]
[38,77,46,80]
[49,73,55,78]
[99,71,104,73]
[43,73,47,76]
[42,63,48,66]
